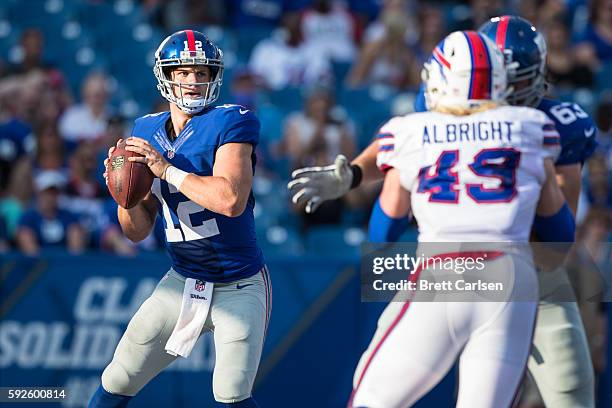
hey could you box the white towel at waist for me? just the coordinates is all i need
[165,278,214,358]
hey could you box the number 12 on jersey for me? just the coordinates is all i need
[152,179,220,242]
[417,148,521,203]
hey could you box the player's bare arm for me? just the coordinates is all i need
[116,192,158,242]
[531,158,575,270]
[532,158,576,272]
[554,163,581,216]
[537,158,570,217]
[353,139,384,184]
[378,168,410,218]
[125,137,253,217]
[176,142,253,217]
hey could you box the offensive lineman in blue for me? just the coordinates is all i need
[89,30,270,408]
[289,16,598,408]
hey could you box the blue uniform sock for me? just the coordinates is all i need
[217,397,260,407]
[88,385,132,408]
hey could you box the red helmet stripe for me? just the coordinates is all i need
[433,47,450,68]
[495,16,510,52]
[186,30,196,52]
[465,31,492,100]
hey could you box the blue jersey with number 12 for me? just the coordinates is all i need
[131,104,264,283]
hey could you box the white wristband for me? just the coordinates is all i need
[165,166,189,190]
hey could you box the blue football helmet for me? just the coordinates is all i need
[479,15,547,107]
[154,30,224,114]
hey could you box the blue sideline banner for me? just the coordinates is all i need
[0,252,217,407]
[0,252,459,408]
[0,252,368,407]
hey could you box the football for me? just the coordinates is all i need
[107,139,154,209]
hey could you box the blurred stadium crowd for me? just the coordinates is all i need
[0,0,610,256]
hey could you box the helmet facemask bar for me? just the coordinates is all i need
[503,30,547,107]
[506,63,546,107]
[154,57,224,115]
[422,60,442,110]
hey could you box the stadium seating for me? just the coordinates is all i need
[265,87,305,116]
[597,62,612,93]
[3,0,606,261]
[258,225,304,256]
[339,86,396,147]
[304,225,365,257]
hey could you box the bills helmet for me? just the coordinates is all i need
[154,30,223,115]
[422,30,508,111]
[479,15,547,107]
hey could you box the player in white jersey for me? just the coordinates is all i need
[375,107,558,242]
[290,17,596,408]
[348,31,575,408]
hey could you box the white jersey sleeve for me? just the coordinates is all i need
[515,107,561,162]
[540,116,561,161]
[375,115,423,175]
[376,113,444,191]
[376,117,407,171]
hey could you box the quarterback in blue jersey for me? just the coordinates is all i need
[90,30,270,408]
[289,15,597,408]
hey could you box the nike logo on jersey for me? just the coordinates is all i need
[584,127,596,138]
[239,108,249,115]
[236,283,254,289]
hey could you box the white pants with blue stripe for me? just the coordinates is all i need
[100,266,272,403]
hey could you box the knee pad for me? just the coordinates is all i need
[213,371,251,403]
[101,361,137,397]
